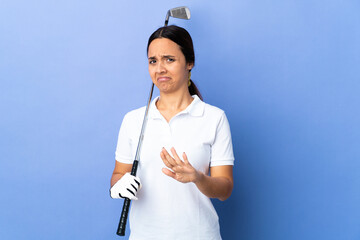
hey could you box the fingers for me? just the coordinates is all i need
[122,187,138,201]
[162,167,176,179]
[160,147,191,171]
[160,149,174,169]
[182,152,189,164]
[134,178,141,189]
[160,147,178,168]
[170,147,184,166]
[160,148,198,183]
[161,147,184,163]
[110,173,141,200]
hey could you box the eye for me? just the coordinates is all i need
[166,58,175,63]
[149,59,156,64]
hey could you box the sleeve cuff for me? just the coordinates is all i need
[115,154,134,164]
[210,159,234,167]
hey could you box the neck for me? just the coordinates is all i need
[156,89,193,113]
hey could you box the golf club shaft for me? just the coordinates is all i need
[116,83,154,236]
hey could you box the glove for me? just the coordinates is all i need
[110,173,142,200]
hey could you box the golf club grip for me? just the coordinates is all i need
[116,160,139,236]
[117,198,130,236]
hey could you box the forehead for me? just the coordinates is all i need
[148,38,183,57]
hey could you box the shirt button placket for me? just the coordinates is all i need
[161,118,173,149]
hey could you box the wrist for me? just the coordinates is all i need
[193,170,204,184]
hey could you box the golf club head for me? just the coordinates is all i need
[165,6,191,26]
[169,6,191,20]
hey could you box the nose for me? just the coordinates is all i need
[156,61,166,74]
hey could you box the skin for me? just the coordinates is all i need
[111,38,233,201]
[148,38,194,121]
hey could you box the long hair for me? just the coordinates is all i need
[147,25,203,100]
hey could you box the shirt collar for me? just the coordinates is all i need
[149,95,205,119]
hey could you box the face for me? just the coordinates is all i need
[148,38,193,94]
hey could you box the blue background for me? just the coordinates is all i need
[1,0,359,239]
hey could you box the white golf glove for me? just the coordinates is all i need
[110,173,142,200]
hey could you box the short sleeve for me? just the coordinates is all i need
[210,112,234,167]
[115,114,134,164]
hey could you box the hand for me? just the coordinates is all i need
[160,147,201,183]
[110,172,142,200]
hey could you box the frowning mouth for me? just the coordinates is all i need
[157,77,171,82]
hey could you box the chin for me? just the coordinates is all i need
[156,83,175,93]
[159,88,173,94]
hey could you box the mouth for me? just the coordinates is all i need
[157,77,171,82]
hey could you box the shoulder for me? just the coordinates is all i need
[203,102,224,114]
[124,106,146,120]
[200,101,231,132]
[121,106,146,128]
[202,101,226,120]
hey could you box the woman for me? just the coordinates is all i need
[110,25,234,240]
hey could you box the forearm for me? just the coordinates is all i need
[111,173,125,187]
[111,161,133,187]
[194,172,233,201]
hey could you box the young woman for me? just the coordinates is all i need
[110,25,234,240]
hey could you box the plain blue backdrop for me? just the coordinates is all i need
[1,0,359,239]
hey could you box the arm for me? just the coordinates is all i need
[110,160,142,200]
[195,165,233,201]
[161,147,233,201]
[111,160,133,187]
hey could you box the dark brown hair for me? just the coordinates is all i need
[147,25,203,100]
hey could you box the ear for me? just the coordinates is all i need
[187,62,194,71]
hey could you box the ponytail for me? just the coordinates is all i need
[188,79,203,101]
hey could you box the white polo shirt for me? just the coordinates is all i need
[115,95,234,240]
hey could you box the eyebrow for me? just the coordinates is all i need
[148,55,175,59]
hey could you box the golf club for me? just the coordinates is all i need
[165,6,191,26]
[116,6,191,237]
